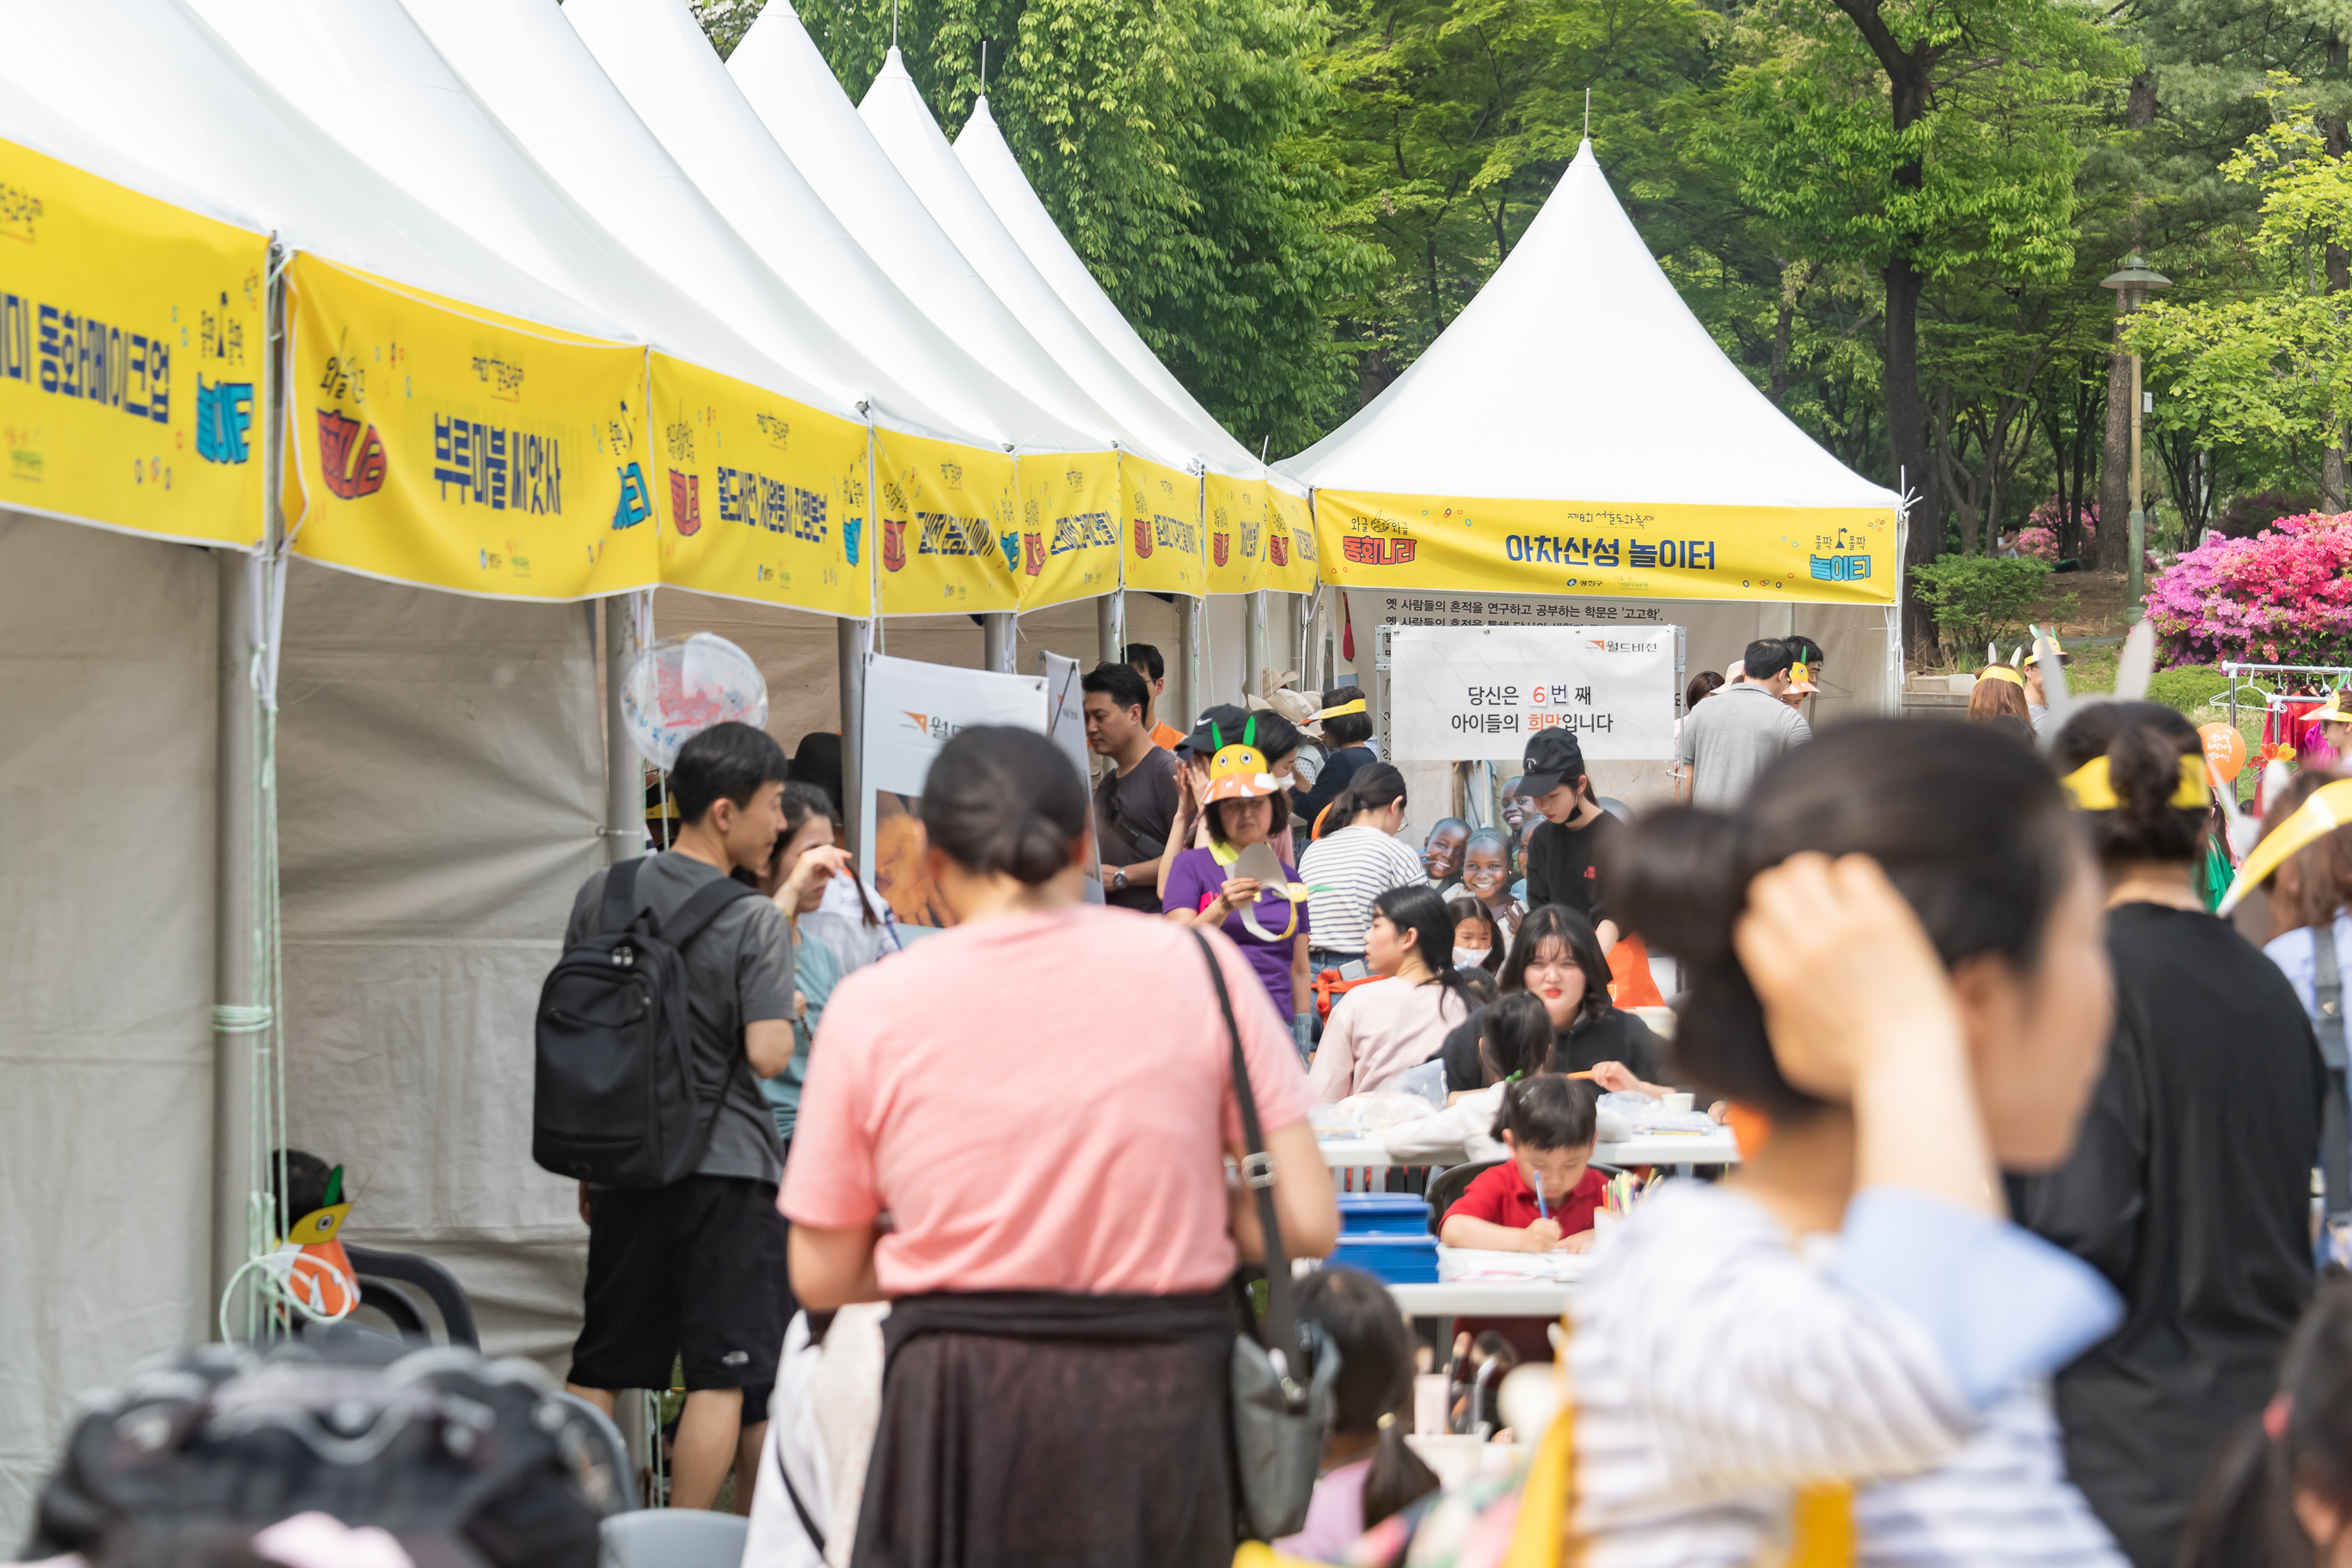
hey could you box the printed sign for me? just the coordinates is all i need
[1265,481,1320,594]
[1388,624,1677,762]
[1315,489,1896,605]
[871,427,1019,615]
[1014,447,1121,611]
[284,254,654,599]
[1120,450,1201,596]
[648,352,871,617]
[1204,469,1266,595]
[0,135,268,547]
[858,652,1048,927]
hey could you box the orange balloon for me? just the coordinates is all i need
[2200,722,2246,783]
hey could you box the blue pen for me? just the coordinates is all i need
[1534,1178,1548,1221]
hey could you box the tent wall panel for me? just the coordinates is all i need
[275,560,603,1374]
[0,512,217,1545]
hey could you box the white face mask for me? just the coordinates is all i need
[1453,945,1491,968]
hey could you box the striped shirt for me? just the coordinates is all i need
[1298,825,1427,954]
[1570,1183,2124,1568]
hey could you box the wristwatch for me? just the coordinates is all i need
[1111,867,1129,891]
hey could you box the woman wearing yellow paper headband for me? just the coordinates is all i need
[2011,701,2327,1568]
[1969,663,2034,726]
[1164,716,1313,1034]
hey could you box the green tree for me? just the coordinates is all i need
[1694,0,2122,648]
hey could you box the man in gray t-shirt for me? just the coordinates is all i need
[560,721,797,1512]
[1679,638,1814,809]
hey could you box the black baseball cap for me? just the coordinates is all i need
[1520,730,1586,795]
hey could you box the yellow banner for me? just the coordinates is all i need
[1312,491,1897,605]
[872,428,1019,614]
[283,254,654,599]
[0,137,268,547]
[648,353,871,617]
[1265,483,1320,594]
[1120,451,1201,596]
[1204,469,1266,595]
[1013,448,1120,611]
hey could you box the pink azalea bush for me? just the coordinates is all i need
[2015,498,2098,560]
[2146,511,2352,666]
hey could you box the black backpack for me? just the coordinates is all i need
[532,856,758,1188]
[24,1335,618,1566]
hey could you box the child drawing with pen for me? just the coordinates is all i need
[1438,1075,1607,1253]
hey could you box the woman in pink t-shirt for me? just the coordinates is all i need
[783,726,1338,1568]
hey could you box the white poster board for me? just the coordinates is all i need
[860,653,1049,927]
[1389,624,1677,762]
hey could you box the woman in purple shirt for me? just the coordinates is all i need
[1164,718,1313,1045]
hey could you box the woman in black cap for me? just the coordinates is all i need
[1517,729,1620,953]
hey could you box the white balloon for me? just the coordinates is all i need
[621,633,769,772]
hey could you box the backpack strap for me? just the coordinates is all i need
[658,872,763,952]
[598,856,646,937]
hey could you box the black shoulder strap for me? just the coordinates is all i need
[660,873,762,952]
[597,856,645,938]
[1192,931,1306,1380]
[2317,930,2348,1222]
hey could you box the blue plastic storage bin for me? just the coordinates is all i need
[1328,1234,1441,1283]
[1338,1195,1430,1235]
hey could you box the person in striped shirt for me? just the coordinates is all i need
[1299,763,1426,977]
[1571,719,2127,1568]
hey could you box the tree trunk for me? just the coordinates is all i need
[1888,256,1937,654]
[2326,39,2347,510]
[2099,68,2158,570]
[1768,261,1816,407]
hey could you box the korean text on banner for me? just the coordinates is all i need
[283,254,654,600]
[648,352,870,618]
[1314,491,1896,605]
[872,428,1018,616]
[1204,469,1266,595]
[1121,451,1202,596]
[1013,448,1119,611]
[1265,483,1319,595]
[0,137,268,548]
[1388,624,1677,762]
[859,652,1047,928]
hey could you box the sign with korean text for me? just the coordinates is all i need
[1204,469,1266,595]
[1389,624,1677,762]
[0,136,268,547]
[1013,447,1120,611]
[1265,481,1319,594]
[1314,490,1895,605]
[648,352,870,617]
[1119,450,1201,596]
[284,255,654,599]
[872,427,1018,615]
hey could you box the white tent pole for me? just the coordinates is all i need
[211,543,260,1331]
[984,612,1017,674]
[603,595,642,864]
[838,615,867,855]
[1246,590,1268,703]
[1098,592,1124,668]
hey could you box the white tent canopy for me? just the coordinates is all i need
[858,46,1259,475]
[567,0,1112,455]
[1281,140,1902,515]
[955,96,1240,460]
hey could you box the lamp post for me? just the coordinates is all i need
[2101,254,2171,622]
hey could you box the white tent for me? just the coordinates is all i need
[564,0,1115,456]
[954,95,1241,461]
[857,46,1259,475]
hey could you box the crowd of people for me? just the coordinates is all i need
[40,629,2352,1568]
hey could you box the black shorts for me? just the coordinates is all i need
[568,1174,787,1393]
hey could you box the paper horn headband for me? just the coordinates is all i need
[2060,755,2209,813]
[1979,665,2027,689]
[2218,778,2352,915]
[1203,716,1282,805]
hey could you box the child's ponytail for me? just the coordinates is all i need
[1296,1267,1441,1528]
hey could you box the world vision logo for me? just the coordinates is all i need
[316,409,386,499]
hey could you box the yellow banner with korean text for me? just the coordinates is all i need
[873,427,1018,615]
[1312,491,1897,605]
[1204,469,1266,595]
[647,352,871,618]
[1013,447,1120,611]
[1265,482,1320,594]
[283,254,655,600]
[1120,451,1202,596]
[0,136,268,547]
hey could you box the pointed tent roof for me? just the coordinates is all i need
[395,0,976,444]
[0,0,628,342]
[180,0,848,417]
[953,96,1234,454]
[855,46,1260,476]
[560,0,1098,454]
[1280,143,1901,514]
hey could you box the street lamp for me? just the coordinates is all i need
[2102,254,2172,622]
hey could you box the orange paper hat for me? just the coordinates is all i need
[1203,717,1282,805]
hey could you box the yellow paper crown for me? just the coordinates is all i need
[2218,778,2352,915]
[1313,697,1368,720]
[1979,665,2026,689]
[2060,754,2208,812]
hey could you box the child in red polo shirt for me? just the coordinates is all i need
[1439,1075,1606,1253]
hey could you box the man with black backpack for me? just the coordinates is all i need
[1082,661,1179,913]
[544,721,795,1510]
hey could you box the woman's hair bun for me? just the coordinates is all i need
[2050,699,2206,867]
[1608,806,1744,968]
